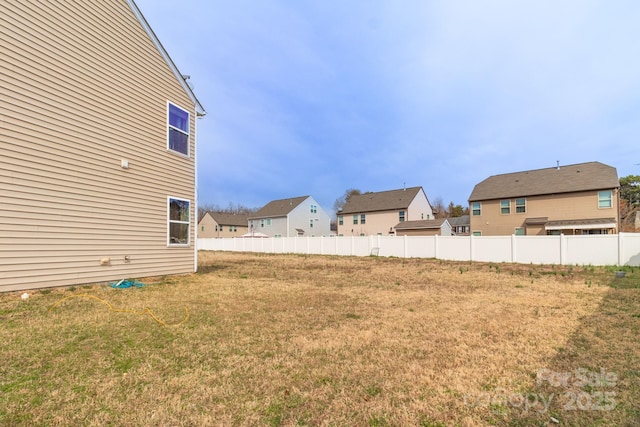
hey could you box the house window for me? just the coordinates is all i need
[360,214,366,224]
[260,219,265,227]
[338,216,343,226]
[472,202,481,216]
[399,211,405,222]
[515,198,526,213]
[168,103,190,156]
[514,227,525,236]
[201,226,204,232]
[168,197,190,245]
[310,205,317,213]
[500,200,510,214]
[310,220,314,228]
[353,215,358,225]
[266,218,272,226]
[598,191,612,208]
[472,231,482,236]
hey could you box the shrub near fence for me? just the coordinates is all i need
[197,233,640,266]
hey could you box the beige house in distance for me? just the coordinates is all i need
[468,162,620,236]
[1,0,205,292]
[394,219,452,236]
[199,212,249,238]
[337,187,434,236]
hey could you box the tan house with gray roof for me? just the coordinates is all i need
[394,219,452,236]
[468,162,620,236]
[199,212,249,238]
[249,196,331,237]
[1,0,205,292]
[337,187,434,236]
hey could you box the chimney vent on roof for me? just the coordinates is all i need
[556,160,560,170]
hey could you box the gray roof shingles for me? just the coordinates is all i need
[340,187,422,214]
[469,162,619,202]
[249,196,309,219]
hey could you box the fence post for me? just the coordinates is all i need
[469,234,474,262]
[559,234,564,265]
[511,234,516,263]
[618,232,623,266]
[434,235,439,260]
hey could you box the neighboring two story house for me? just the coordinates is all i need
[1,0,205,292]
[337,187,434,236]
[249,196,331,237]
[468,162,620,236]
[199,212,249,238]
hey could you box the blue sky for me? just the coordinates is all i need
[135,0,640,213]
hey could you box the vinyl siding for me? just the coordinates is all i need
[469,190,619,236]
[0,0,198,291]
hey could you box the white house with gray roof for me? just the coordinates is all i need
[248,196,331,237]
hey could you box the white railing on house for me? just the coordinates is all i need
[197,233,640,266]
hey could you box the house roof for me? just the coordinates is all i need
[206,212,248,227]
[250,196,309,219]
[448,215,470,227]
[469,162,619,202]
[340,187,423,214]
[394,218,449,230]
[128,0,205,115]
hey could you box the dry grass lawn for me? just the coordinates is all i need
[1,252,639,426]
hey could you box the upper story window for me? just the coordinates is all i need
[500,200,510,214]
[598,191,612,208]
[338,215,344,226]
[360,214,366,224]
[353,215,358,225]
[399,210,405,222]
[310,205,317,213]
[515,198,526,213]
[168,197,190,245]
[472,202,481,216]
[168,102,190,156]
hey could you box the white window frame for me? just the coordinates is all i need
[167,102,190,157]
[472,202,481,216]
[515,198,526,214]
[399,210,405,222]
[598,191,612,208]
[167,196,190,246]
[500,200,510,215]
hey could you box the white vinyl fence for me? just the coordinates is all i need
[198,233,640,266]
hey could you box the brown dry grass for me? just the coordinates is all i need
[1,252,638,426]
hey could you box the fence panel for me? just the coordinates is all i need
[197,233,640,266]
[564,235,618,266]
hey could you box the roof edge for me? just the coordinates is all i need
[127,0,206,115]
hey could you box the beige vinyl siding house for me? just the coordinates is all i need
[394,219,452,236]
[1,0,205,292]
[337,187,434,236]
[199,212,249,238]
[468,162,620,236]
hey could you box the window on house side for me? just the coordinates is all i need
[598,191,612,208]
[338,216,343,226]
[360,214,366,224]
[514,227,524,236]
[472,202,481,216]
[515,198,526,213]
[500,200,510,214]
[168,103,190,156]
[399,211,405,222]
[472,231,482,236]
[168,197,190,245]
[353,215,358,225]
[310,220,314,228]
